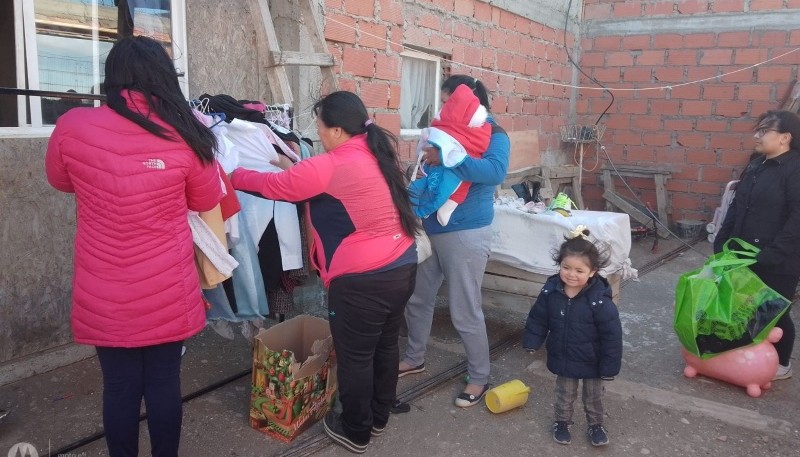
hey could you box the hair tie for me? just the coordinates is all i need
[568,225,589,240]
[364,119,374,128]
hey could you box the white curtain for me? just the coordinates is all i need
[400,57,436,130]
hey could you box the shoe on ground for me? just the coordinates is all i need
[588,424,609,446]
[398,362,425,378]
[454,384,490,408]
[323,411,368,454]
[552,421,572,445]
[0,409,8,421]
[371,423,386,437]
[390,399,411,414]
[774,363,792,380]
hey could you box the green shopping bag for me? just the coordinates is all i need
[674,238,791,358]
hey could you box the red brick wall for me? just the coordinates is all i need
[322,0,574,163]
[580,1,800,223]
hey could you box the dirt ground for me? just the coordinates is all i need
[1,235,799,457]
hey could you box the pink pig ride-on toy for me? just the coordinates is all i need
[680,327,783,398]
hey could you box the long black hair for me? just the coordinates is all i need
[755,110,800,151]
[312,91,420,237]
[441,74,491,111]
[104,36,216,164]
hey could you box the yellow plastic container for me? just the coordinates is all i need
[484,379,531,414]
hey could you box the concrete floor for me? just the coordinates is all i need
[1,234,799,457]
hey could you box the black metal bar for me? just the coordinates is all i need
[0,87,105,101]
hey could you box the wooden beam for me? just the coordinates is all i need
[298,0,338,92]
[255,0,293,104]
[269,51,335,67]
[603,190,670,238]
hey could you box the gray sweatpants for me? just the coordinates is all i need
[402,226,492,386]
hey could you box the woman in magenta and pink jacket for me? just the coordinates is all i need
[45,36,221,457]
[231,91,419,453]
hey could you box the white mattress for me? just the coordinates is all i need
[490,204,634,278]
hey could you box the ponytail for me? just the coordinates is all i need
[313,91,421,237]
[364,122,421,237]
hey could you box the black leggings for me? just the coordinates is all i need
[752,267,797,366]
[95,341,184,457]
[327,263,417,444]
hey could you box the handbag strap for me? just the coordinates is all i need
[722,237,760,257]
[707,257,757,270]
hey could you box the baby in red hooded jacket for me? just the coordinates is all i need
[408,84,492,225]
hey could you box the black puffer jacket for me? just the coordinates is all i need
[713,149,800,276]
[523,274,622,379]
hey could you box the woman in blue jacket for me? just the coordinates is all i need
[400,75,510,407]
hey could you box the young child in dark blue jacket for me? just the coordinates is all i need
[523,225,622,447]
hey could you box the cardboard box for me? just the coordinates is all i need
[249,315,337,442]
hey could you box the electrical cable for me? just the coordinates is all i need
[564,0,614,126]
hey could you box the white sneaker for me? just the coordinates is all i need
[773,363,792,380]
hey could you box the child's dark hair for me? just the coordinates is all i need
[552,228,610,272]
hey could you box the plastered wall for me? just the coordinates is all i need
[0,138,75,363]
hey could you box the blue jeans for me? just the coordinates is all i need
[95,341,184,457]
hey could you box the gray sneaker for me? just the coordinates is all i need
[773,363,792,381]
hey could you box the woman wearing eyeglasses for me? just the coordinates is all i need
[714,109,800,381]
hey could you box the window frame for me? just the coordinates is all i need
[399,49,441,138]
[1,0,188,138]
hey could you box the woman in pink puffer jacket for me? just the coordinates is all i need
[45,36,222,457]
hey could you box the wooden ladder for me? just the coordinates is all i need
[255,0,337,104]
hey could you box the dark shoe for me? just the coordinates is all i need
[371,424,386,437]
[323,411,368,454]
[588,424,609,446]
[552,421,572,445]
[454,384,490,408]
[390,399,410,414]
[398,362,425,378]
[0,409,8,421]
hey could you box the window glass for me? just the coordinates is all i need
[400,53,439,132]
[1,0,181,129]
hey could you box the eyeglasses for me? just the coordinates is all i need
[754,127,778,138]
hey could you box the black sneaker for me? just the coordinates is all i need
[323,411,368,454]
[390,399,410,414]
[371,424,386,437]
[552,421,572,445]
[588,424,609,446]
